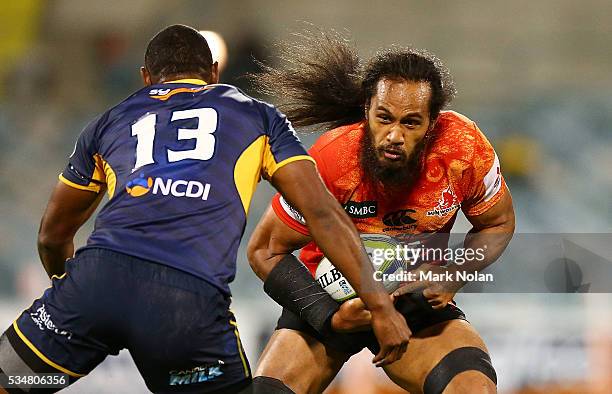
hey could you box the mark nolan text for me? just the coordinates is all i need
[374,270,494,283]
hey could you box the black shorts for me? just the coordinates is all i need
[1,248,251,393]
[276,293,466,355]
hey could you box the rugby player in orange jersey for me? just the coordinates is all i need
[247,33,514,394]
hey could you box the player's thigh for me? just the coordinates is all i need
[125,275,251,393]
[256,328,349,394]
[383,319,496,394]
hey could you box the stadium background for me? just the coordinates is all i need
[1,1,611,392]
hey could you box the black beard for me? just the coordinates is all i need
[359,125,426,189]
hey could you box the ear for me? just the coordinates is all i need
[210,61,220,84]
[140,66,153,86]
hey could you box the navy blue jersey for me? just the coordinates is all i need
[60,79,313,295]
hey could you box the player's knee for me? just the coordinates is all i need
[423,347,496,394]
[1,332,25,394]
[251,376,296,394]
[1,329,74,394]
[443,371,496,394]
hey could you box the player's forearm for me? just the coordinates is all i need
[455,188,515,275]
[462,222,514,270]
[447,221,514,284]
[304,202,392,312]
[37,237,73,278]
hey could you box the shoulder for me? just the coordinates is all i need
[205,84,255,103]
[206,84,272,110]
[207,84,290,126]
[432,110,478,139]
[77,110,112,142]
[428,110,494,163]
[308,121,365,186]
[310,121,365,156]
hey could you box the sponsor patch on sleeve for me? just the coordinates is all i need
[279,196,306,225]
[483,152,502,202]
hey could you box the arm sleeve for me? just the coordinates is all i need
[268,137,333,236]
[271,193,310,235]
[59,115,106,193]
[461,124,506,216]
[261,104,315,179]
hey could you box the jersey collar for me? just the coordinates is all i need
[163,79,208,85]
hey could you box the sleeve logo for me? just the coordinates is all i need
[483,152,502,202]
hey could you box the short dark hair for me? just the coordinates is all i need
[144,24,213,81]
[249,30,456,130]
[363,48,455,121]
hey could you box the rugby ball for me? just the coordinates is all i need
[314,234,406,302]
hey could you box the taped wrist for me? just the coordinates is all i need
[264,254,339,336]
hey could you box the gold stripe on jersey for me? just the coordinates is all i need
[94,154,116,198]
[59,153,113,194]
[58,174,101,193]
[151,79,209,101]
[150,87,208,101]
[234,136,266,215]
[163,79,208,85]
[229,320,250,378]
[51,273,67,280]
[234,136,314,214]
[12,321,86,377]
[266,155,315,178]
[91,155,106,185]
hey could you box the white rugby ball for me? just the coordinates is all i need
[314,234,406,302]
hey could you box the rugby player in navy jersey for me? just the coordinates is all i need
[0,25,409,394]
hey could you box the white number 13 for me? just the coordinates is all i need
[131,107,217,172]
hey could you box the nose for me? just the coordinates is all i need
[386,126,404,145]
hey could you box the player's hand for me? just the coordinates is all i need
[393,264,462,310]
[331,295,395,333]
[331,297,371,333]
[370,303,411,367]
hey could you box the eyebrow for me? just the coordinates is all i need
[375,106,424,120]
[375,106,392,114]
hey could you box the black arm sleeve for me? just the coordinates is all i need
[263,254,339,336]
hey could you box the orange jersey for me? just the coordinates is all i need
[271,110,506,275]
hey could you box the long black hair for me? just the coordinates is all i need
[250,29,456,130]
